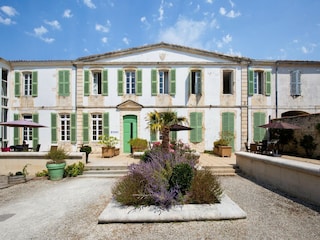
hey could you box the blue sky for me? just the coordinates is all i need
[0,0,319,61]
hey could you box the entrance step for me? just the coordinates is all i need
[205,165,240,176]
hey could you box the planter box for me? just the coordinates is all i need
[213,146,232,157]
[114,148,120,156]
[8,175,26,184]
[102,147,115,158]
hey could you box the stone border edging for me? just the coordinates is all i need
[98,194,247,223]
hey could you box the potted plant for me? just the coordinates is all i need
[45,148,68,180]
[80,145,92,163]
[213,132,234,157]
[128,138,148,153]
[99,135,119,158]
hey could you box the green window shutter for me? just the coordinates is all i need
[32,114,39,147]
[151,69,157,96]
[103,112,109,137]
[32,71,38,97]
[170,69,176,96]
[253,112,266,142]
[170,131,177,141]
[190,112,202,143]
[14,72,20,97]
[150,130,157,142]
[265,71,271,96]
[102,69,108,96]
[117,70,123,96]
[222,112,235,150]
[248,69,254,96]
[13,114,19,145]
[83,113,89,144]
[84,70,90,96]
[71,113,76,144]
[136,69,142,96]
[51,113,57,144]
[58,70,70,96]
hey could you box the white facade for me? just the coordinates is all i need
[1,43,320,154]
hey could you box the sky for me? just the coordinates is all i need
[0,0,319,61]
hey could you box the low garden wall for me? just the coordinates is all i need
[0,152,85,177]
[235,152,320,206]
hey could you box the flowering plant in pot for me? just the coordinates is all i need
[45,148,69,180]
[98,135,119,158]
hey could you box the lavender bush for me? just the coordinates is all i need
[112,146,222,209]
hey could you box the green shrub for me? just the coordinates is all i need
[64,162,85,177]
[35,170,48,177]
[112,173,152,207]
[45,148,69,164]
[185,168,223,204]
[169,163,194,194]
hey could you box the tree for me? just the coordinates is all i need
[147,110,187,152]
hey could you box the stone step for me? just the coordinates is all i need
[80,169,129,178]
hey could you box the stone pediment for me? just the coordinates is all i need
[116,100,143,111]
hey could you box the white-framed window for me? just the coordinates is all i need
[92,114,102,141]
[223,70,233,94]
[290,70,301,96]
[254,71,264,94]
[191,70,201,94]
[93,72,102,95]
[24,72,32,96]
[159,70,169,94]
[126,71,136,94]
[23,115,33,141]
[60,114,70,141]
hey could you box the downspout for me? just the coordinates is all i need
[72,63,78,150]
[275,61,279,118]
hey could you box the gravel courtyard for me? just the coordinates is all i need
[0,174,319,240]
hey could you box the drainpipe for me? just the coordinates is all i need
[275,62,279,118]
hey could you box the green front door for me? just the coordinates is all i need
[123,115,137,153]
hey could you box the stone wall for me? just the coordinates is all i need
[274,113,320,158]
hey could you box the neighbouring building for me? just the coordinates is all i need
[0,42,319,154]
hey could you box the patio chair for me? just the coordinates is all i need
[34,144,41,152]
[244,142,250,152]
[250,143,257,153]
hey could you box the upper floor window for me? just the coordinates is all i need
[14,71,38,97]
[60,114,70,141]
[248,69,271,96]
[190,70,201,95]
[2,69,8,97]
[159,70,169,94]
[290,70,301,96]
[117,69,142,96]
[126,71,136,94]
[254,71,264,94]
[92,114,102,141]
[223,70,233,94]
[24,72,32,96]
[151,69,176,96]
[93,72,102,95]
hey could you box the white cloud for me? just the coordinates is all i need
[34,26,48,36]
[101,37,108,43]
[0,16,15,25]
[141,16,146,23]
[206,0,213,4]
[158,0,164,22]
[63,9,73,18]
[158,17,207,48]
[219,7,226,16]
[229,0,235,8]
[301,43,317,54]
[45,20,61,30]
[0,6,18,16]
[122,37,129,45]
[222,34,232,44]
[32,26,54,43]
[226,10,241,18]
[219,7,240,18]
[83,0,96,9]
[95,20,111,33]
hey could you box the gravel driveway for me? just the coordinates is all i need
[0,175,319,240]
